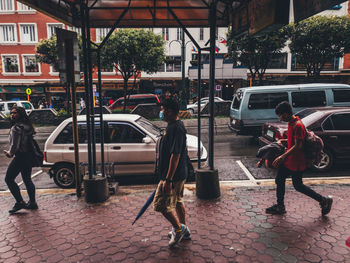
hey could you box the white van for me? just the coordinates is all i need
[229,83,350,136]
[0,100,34,116]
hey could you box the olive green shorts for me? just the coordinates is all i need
[153,179,186,213]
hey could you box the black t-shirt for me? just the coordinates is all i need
[158,120,188,182]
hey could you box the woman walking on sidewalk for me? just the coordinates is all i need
[4,106,38,214]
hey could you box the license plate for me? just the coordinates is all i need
[231,119,236,125]
[267,129,274,138]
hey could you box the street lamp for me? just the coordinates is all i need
[168,29,193,109]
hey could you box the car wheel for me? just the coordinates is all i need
[53,163,75,189]
[188,109,195,115]
[312,149,334,172]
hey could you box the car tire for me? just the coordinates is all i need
[188,109,195,115]
[53,163,75,189]
[312,149,334,172]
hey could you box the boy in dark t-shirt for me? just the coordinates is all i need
[266,101,333,216]
[153,98,190,248]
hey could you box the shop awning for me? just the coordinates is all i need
[17,0,238,28]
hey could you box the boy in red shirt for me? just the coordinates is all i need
[266,101,333,215]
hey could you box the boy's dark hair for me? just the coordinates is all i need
[161,98,179,115]
[275,101,292,115]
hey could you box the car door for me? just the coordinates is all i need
[106,121,156,176]
[54,122,107,166]
[322,112,350,158]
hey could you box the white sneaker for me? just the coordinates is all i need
[168,226,191,240]
[169,224,187,247]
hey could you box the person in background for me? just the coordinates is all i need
[4,106,38,214]
[266,101,333,216]
[79,97,86,110]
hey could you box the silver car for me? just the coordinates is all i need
[187,97,224,115]
[43,114,208,188]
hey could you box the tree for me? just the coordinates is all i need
[288,15,350,79]
[227,29,288,85]
[36,35,59,71]
[100,29,165,112]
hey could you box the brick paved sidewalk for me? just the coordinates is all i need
[0,183,349,263]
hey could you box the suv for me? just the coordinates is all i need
[0,100,34,116]
[259,107,350,171]
[43,114,207,188]
[109,94,160,111]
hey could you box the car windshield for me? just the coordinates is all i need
[301,111,325,127]
[136,117,162,136]
[231,92,242,110]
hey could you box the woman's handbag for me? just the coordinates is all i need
[30,136,44,167]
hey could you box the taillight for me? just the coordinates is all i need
[156,95,160,104]
[261,125,265,134]
[44,151,47,162]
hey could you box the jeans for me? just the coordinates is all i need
[276,165,323,206]
[5,152,35,203]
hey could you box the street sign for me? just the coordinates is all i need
[26,88,32,95]
[216,85,222,91]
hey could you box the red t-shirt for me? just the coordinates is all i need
[284,116,306,171]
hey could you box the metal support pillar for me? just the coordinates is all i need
[197,49,202,169]
[181,29,186,109]
[86,10,97,175]
[97,49,105,177]
[208,2,216,170]
[80,4,93,179]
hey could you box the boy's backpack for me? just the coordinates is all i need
[304,130,324,168]
[295,122,324,167]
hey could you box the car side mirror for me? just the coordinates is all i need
[142,136,152,144]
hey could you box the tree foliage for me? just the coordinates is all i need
[36,35,59,71]
[227,28,288,85]
[100,29,165,111]
[288,15,350,79]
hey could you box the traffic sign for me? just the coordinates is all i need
[26,88,32,95]
[215,85,222,91]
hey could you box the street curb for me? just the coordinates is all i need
[1,177,349,196]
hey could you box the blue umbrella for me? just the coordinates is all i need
[132,189,156,225]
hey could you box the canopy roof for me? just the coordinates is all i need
[18,0,242,28]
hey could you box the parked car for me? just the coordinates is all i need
[0,100,34,116]
[187,97,224,115]
[259,107,350,172]
[109,94,160,111]
[229,83,350,136]
[42,114,208,188]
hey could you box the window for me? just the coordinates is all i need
[248,92,288,110]
[2,55,19,73]
[17,3,34,12]
[267,53,288,69]
[165,56,181,72]
[176,28,182,41]
[162,28,169,41]
[291,91,326,107]
[20,24,37,43]
[199,28,204,41]
[67,26,81,35]
[0,0,14,12]
[22,55,39,73]
[333,89,350,103]
[330,113,350,130]
[54,123,108,144]
[100,64,114,73]
[47,24,63,38]
[0,103,4,111]
[108,122,145,143]
[96,28,110,43]
[231,92,242,110]
[0,24,16,43]
[322,117,333,131]
[291,54,339,71]
[22,102,32,110]
[215,27,218,40]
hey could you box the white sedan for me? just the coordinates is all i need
[187,97,224,115]
[43,114,207,188]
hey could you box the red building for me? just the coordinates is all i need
[0,0,134,108]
